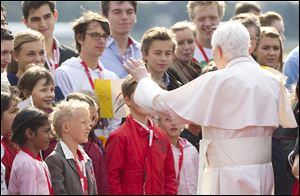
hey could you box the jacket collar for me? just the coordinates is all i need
[127,115,158,138]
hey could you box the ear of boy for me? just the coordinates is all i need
[62,122,70,133]
[124,96,132,107]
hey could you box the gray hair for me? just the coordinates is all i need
[211,21,250,60]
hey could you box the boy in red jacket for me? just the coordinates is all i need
[105,76,177,195]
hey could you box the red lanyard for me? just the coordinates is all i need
[176,138,184,186]
[47,41,59,73]
[195,39,210,63]
[80,59,103,89]
[75,150,88,195]
[20,148,54,195]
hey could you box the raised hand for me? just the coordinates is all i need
[124,58,150,82]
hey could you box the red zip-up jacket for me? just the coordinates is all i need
[105,115,177,195]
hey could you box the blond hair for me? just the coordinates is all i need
[187,1,225,20]
[13,29,45,52]
[171,21,196,37]
[50,100,90,138]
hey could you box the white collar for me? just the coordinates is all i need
[60,140,91,162]
[133,118,149,130]
[60,140,76,160]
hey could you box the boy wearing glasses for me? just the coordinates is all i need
[54,11,121,138]
[54,11,118,96]
[21,1,77,75]
[99,1,142,79]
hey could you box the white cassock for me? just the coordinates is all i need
[134,57,297,195]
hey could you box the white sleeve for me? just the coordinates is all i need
[134,77,168,112]
[54,69,73,97]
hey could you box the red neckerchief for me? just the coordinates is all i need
[195,39,209,63]
[176,138,185,186]
[80,59,103,89]
[75,149,89,195]
[127,115,154,194]
[20,148,54,195]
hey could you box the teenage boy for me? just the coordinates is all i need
[187,1,225,68]
[100,1,142,78]
[21,1,77,75]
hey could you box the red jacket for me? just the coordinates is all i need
[105,115,177,195]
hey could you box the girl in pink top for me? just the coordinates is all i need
[8,108,53,195]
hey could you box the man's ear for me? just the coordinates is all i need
[142,51,148,62]
[22,17,29,27]
[53,9,58,22]
[217,46,223,59]
[76,34,84,45]
[124,95,131,107]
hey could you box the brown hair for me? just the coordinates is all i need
[187,1,225,20]
[17,66,54,99]
[141,27,176,59]
[1,92,20,120]
[121,75,137,99]
[260,11,283,27]
[22,1,56,19]
[101,1,137,18]
[234,1,261,16]
[231,13,261,41]
[1,27,14,41]
[72,11,110,53]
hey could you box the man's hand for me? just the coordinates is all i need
[124,58,149,82]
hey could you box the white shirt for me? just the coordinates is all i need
[171,139,198,195]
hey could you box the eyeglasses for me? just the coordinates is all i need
[1,20,8,26]
[85,32,110,41]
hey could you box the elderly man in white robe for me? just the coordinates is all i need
[124,21,297,195]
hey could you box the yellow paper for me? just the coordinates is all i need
[94,79,129,118]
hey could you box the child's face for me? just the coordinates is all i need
[158,114,184,140]
[67,108,91,144]
[31,78,55,111]
[1,100,19,138]
[144,40,174,75]
[31,120,52,151]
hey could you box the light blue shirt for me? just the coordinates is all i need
[99,36,142,79]
[283,46,299,90]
